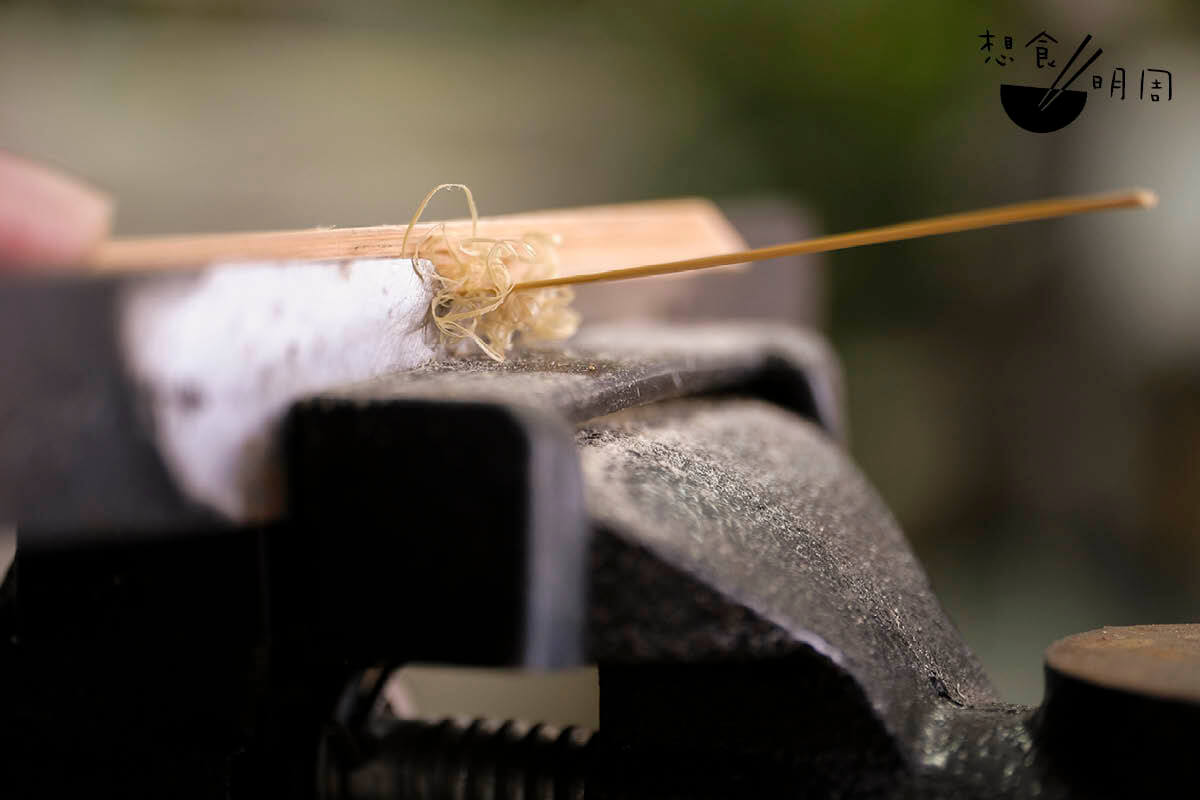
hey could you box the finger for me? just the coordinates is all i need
[0,152,113,268]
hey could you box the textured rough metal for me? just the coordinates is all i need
[316,321,844,437]
[6,315,1195,798]
[576,397,1044,797]
[297,342,1074,796]
[578,398,994,711]
[1,308,839,535]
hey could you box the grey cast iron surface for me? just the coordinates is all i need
[317,321,844,435]
[312,323,1062,795]
[577,398,996,714]
[575,398,1052,795]
[0,310,842,532]
[5,309,1197,796]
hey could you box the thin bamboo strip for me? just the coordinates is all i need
[513,189,1157,291]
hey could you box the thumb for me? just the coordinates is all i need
[0,152,113,268]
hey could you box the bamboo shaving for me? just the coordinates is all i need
[402,184,579,362]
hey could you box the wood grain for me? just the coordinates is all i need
[87,197,747,275]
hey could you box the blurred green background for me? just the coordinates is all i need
[2,0,1197,703]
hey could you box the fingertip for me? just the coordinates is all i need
[0,152,114,268]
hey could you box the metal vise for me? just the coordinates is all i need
[1,315,1195,798]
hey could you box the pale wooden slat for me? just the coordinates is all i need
[86,197,747,274]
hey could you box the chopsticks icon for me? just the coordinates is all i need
[1038,35,1103,111]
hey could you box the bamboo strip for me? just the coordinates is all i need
[513,189,1157,291]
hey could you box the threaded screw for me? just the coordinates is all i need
[339,716,595,800]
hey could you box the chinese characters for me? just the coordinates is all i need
[1026,30,1057,69]
[1091,68,1173,101]
[978,28,1176,104]
[978,29,1014,66]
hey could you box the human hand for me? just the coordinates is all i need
[0,151,112,267]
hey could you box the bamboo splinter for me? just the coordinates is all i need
[512,188,1158,291]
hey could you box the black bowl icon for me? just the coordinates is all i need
[1000,83,1087,133]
